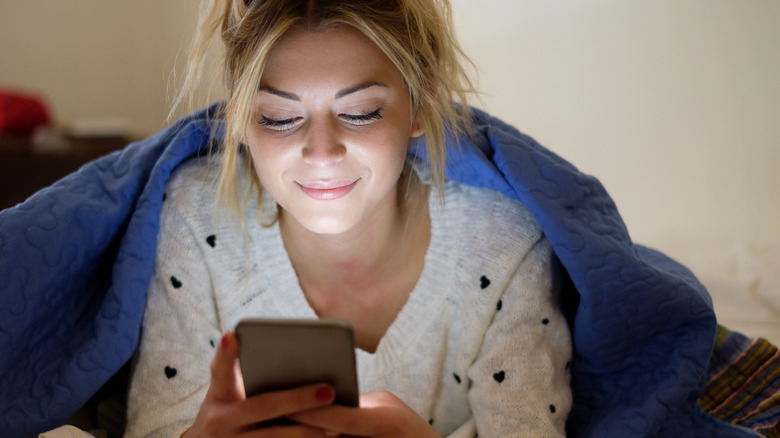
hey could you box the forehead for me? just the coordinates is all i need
[260,25,403,91]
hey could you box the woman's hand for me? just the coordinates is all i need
[288,391,441,438]
[183,332,338,437]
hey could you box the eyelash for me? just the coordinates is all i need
[341,108,383,125]
[258,116,300,131]
[258,108,383,131]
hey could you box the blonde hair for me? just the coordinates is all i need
[175,0,476,218]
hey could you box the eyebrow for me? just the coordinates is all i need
[258,81,389,101]
[335,81,388,98]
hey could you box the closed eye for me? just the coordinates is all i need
[258,115,302,131]
[340,108,382,126]
[258,108,382,131]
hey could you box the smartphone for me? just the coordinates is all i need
[235,317,359,410]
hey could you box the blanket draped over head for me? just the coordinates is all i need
[0,105,759,437]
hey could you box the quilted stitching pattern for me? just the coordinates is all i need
[0,107,217,437]
[0,105,759,437]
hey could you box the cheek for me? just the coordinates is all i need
[378,128,412,165]
[351,132,407,172]
[246,126,297,163]
[245,136,288,190]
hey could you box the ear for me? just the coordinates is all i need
[410,111,425,138]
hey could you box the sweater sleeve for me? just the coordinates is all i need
[124,198,222,438]
[466,236,572,438]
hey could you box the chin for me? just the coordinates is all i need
[297,214,359,236]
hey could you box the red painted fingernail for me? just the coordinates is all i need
[315,386,334,402]
[220,334,229,350]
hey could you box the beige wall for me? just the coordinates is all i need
[0,1,206,136]
[452,0,780,244]
[1,1,778,244]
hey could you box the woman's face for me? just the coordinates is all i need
[246,25,423,235]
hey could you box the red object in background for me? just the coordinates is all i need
[0,89,51,135]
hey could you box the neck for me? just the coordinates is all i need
[279,173,431,352]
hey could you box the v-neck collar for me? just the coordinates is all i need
[249,161,464,378]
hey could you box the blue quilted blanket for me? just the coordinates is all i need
[0,105,759,437]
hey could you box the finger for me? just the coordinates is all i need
[208,331,243,401]
[358,390,400,408]
[291,391,414,437]
[289,404,375,437]
[241,383,337,424]
[245,423,339,438]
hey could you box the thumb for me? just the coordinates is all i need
[207,332,245,401]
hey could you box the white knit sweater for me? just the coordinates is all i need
[125,155,572,437]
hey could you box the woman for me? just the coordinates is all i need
[125,0,572,436]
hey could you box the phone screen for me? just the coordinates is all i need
[235,317,359,408]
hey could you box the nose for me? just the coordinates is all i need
[302,118,346,167]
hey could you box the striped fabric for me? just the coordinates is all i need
[701,325,780,437]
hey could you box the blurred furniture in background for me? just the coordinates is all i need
[0,87,130,211]
[0,134,128,210]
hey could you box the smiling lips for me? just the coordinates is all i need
[297,179,359,200]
